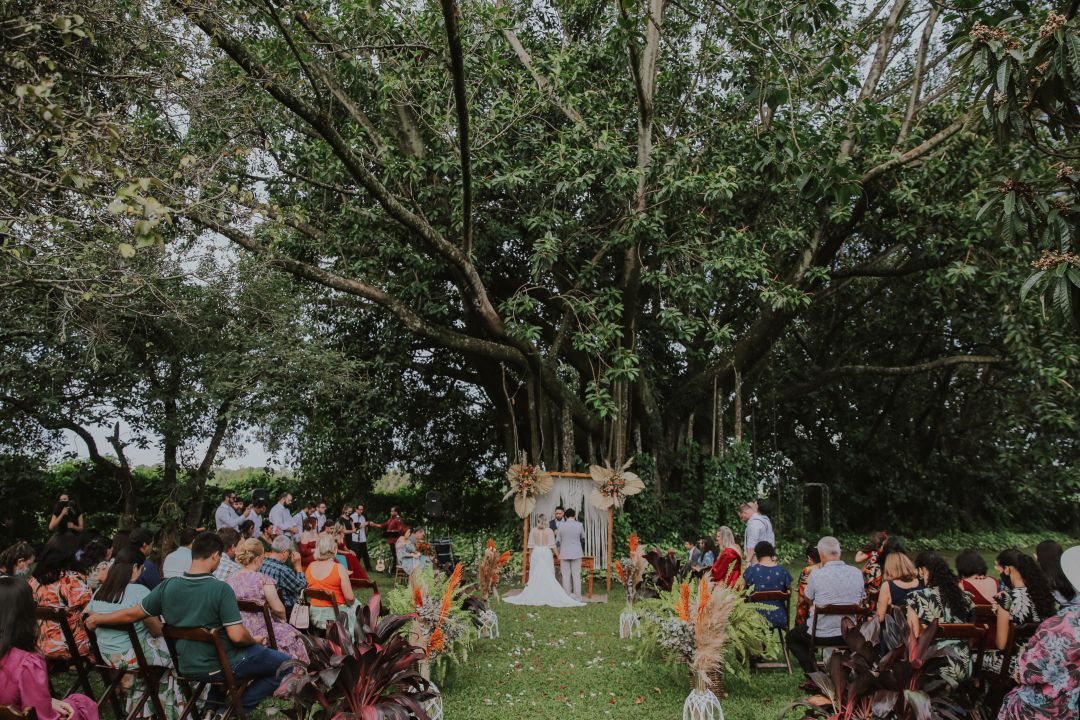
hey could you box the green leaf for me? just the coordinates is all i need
[1020,269,1046,301]
[117,242,136,258]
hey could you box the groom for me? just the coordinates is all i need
[556,508,585,600]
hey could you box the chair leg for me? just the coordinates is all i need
[779,629,792,675]
[142,669,170,720]
[172,678,203,720]
[96,668,127,720]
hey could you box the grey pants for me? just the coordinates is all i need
[560,558,582,597]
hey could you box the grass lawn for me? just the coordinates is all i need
[437,595,801,720]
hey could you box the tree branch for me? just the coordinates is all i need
[783,354,1007,398]
[438,0,473,254]
[860,111,971,185]
[895,4,940,148]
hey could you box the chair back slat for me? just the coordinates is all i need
[0,706,37,720]
[161,625,250,720]
[303,589,340,614]
[749,590,791,603]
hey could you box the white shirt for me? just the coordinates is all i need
[214,502,240,530]
[314,511,327,532]
[269,502,297,533]
[250,510,262,535]
[162,547,192,578]
[350,513,367,543]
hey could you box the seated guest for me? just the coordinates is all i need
[129,529,162,590]
[988,549,1059,674]
[297,517,319,568]
[0,577,98,720]
[876,550,921,622]
[260,536,307,615]
[78,538,111,592]
[795,545,822,627]
[743,541,793,628]
[332,524,369,582]
[162,529,197,579]
[787,536,864,675]
[908,552,974,685]
[855,531,888,613]
[1035,539,1078,607]
[87,548,180,719]
[214,528,242,581]
[397,528,419,575]
[701,539,717,569]
[258,522,278,552]
[237,520,256,542]
[999,545,1080,720]
[684,539,705,576]
[29,533,91,659]
[304,536,358,632]
[225,540,308,662]
[86,531,291,715]
[711,526,743,588]
[956,549,997,605]
[0,542,35,577]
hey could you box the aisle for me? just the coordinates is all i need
[440,595,802,720]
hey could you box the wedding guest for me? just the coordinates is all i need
[875,551,921,622]
[908,552,974,685]
[397,528,422,575]
[130,528,162,590]
[711,526,743,587]
[332,524,368,581]
[855,531,888,613]
[297,517,319,568]
[214,528,242,581]
[379,508,406,575]
[684,539,704,571]
[787,536,864,675]
[0,577,98,720]
[794,545,822,627]
[248,500,266,537]
[999,545,1080,720]
[987,549,1059,674]
[260,536,307,615]
[225,540,308,662]
[743,541,793,628]
[956,549,997,605]
[348,503,372,572]
[215,491,246,530]
[314,502,328,533]
[701,539,717,568]
[258,522,277,552]
[0,542,35,577]
[162,529,197,579]
[738,501,774,565]
[268,492,299,537]
[47,494,85,535]
[304,535,357,631]
[29,533,91,659]
[1036,539,1078,606]
[237,520,256,541]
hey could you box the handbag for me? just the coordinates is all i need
[289,596,310,630]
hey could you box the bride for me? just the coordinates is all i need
[505,514,585,608]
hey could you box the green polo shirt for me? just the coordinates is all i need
[138,572,247,675]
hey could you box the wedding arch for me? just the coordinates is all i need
[529,472,609,571]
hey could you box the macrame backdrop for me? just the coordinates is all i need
[530,472,609,569]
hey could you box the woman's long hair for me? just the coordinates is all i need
[1036,540,1076,602]
[0,577,38,659]
[717,527,739,552]
[998,548,1059,619]
[915,552,970,619]
[94,547,142,605]
[32,532,82,586]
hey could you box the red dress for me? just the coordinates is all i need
[711,548,742,587]
[336,542,368,582]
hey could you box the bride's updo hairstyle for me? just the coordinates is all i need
[535,514,547,526]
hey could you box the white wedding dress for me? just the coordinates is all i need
[505,528,585,608]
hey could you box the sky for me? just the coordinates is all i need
[58,426,279,470]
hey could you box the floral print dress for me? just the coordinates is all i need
[795,564,815,626]
[999,605,1080,719]
[226,571,309,662]
[29,573,92,659]
[908,586,974,686]
[862,551,882,613]
[985,586,1054,675]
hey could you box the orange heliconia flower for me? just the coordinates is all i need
[486,538,496,551]
[412,585,425,610]
[439,563,463,623]
[697,577,712,626]
[628,533,639,556]
[674,582,691,622]
[614,560,627,583]
[428,627,445,654]
[497,550,513,567]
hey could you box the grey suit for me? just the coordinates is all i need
[556,518,585,598]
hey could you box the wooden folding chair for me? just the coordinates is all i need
[86,623,170,720]
[0,706,37,720]
[34,606,95,698]
[236,599,277,650]
[161,626,252,720]
[749,590,792,673]
[937,623,989,680]
[302,589,340,634]
[809,603,869,665]
[983,621,1040,708]
[350,578,379,602]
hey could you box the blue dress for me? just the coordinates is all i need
[743,563,794,628]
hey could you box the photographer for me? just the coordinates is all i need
[47,494,84,535]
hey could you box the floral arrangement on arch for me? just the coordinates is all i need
[477,538,513,600]
[589,457,645,510]
[613,533,648,609]
[504,455,553,518]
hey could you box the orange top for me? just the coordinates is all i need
[305,561,346,607]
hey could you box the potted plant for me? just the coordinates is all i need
[274,594,438,719]
[613,533,647,638]
[472,538,512,638]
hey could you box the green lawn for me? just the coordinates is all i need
[437,595,801,720]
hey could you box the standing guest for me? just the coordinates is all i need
[130,528,161,590]
[48,494,85,535]
[855,531,888,614]
[379,507,406,575]
[297,517,319,568]
[742,541,793,629]
[711,526,743,588]
[875,551,921,622]
[787,536,865,675]
[86,532,291,715]
[794,545,822,626]
[162,529,197,579]
[260,536,307,616]
[87,548,180,719]
[214,528,242,581]
[956,549,998,605]
[28,533,91,659]
[215,491,245,530]
[268,492,299,538]
[908,552,974,685]
[0,577,98,720]
[248,501,266,537]
[1035,539,1078,607]
[225,540,308,662]
[999,545,1080,720]
[314,502,328,533]
[988,549,1059,673]
[0,542,35,577]
[738,501,775,566]
[305,536,358,631]
[348,504,372,572]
